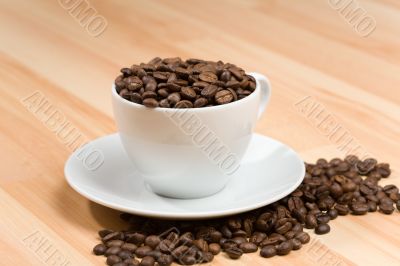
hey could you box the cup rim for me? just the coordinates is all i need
[112,72,261,113]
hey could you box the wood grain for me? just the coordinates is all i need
[0,0,399,265]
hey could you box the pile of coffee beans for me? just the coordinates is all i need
[93,156,399,265]
[115,57,256,108]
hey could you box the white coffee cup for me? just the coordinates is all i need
[112,72,270,199]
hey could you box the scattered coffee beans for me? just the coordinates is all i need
[93,156,398,265]
[115,57,256,108]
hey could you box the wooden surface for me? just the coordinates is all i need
[1,0,399,265]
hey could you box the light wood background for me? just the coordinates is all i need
[0,0,399,265]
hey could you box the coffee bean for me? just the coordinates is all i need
[180,255,196,265]
[144,235,161,249]
[335,204,350,215]
[215,90,234,105]
[225,246,243,259]
[239,242,258,253]
[121,243,137,253]
[118,250,132,260]
[106,240,124,248]
[368,201,377,212]
[135,246,152,258]
[199,72,218,83]
[175,100,193,108]
[201,84,218,98]
[350,202,369,215]
[231,237,246,246]
[140,256,155,266]
[209,243,221,255]
[181,87,197,100]
[107,255,121,265]
[99,229,113,238]
[315,224,330,235]
[200,251,214,263]
[316,213,330,224]
[396,200,400,211]
[124,258,140,266]
[305,214,318,229]
[260,245,276,258]
[105,246,121,256]
[291,238,302,250]
[157,254,173,266]
[328,209,339,220]
[193,239,208,252]
[250,232,266,245]
[142,98,159,108]
[379,203,395,214]
[103,232,124,242]
[193,97,208,108]
[276,241,293,255]
[295,232,310,244]
[93,244,107,255]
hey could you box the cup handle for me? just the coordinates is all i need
[250,72,271,119]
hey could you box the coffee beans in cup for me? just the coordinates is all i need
[115,57,256,108]
[93,155,399,265]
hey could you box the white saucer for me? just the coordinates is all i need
[64,133,305,219]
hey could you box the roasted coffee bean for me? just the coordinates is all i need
[145,235,161,249]
[220,225,232,238]
[124,258,140,266]
[295,232,310,244]
[276,241,293,255]
[350,202,369,215]
[231,237,246,246]
[103,232,124,242]
[180,255,196,265]
[215,89,234,104]
[99,229,113,238]
[225,247,243,259]
[328,209,339,220]
[142,98,159,108]
[175,100,193,108]
[201,84,218,98]
[291,238,302,250]
[305,214,318,229]
[209,243,221,255]
[232,230,247,238]
[106,255,121,265]
[315,224,330,235]
[316,213,330,224]
[147,250,162,260]
[397,200,400,211]
[335,204,350,215]
[157,254,173,266]
[199,72,218,83]
[140,256,155,266]
[193,97,208,108]
[193,239,208,252]
[121,243,137,253]
[105,246,121,256]
[201,251,214,263]
[135,246,152,258]
[93,244,107,255]
[260,245,276,258]
[106,240,124,248]
[239,242,258,253]
[368,201,377,212]
[171,245,188,258]
[379,203,395,214]
[250,232,266,245]
[118,250,132,260]
[181,87,197,100]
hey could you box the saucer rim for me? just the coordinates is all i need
[64,133,305,219]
